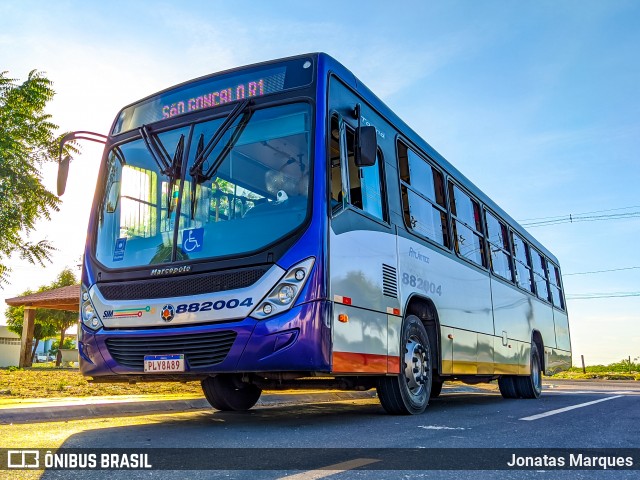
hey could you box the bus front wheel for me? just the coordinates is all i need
[201,375,262,411]
[377,315,432,415]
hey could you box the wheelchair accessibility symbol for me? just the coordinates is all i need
[182,228,204,253]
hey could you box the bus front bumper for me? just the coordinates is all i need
[79,300,331,380]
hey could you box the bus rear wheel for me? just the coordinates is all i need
[201,375,262,411]
[514,343,542,399]
[377,315,432,415]
[498,375,519,398]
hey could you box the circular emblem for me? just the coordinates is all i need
[160,304,175,322]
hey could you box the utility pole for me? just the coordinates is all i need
[581,355,586,374]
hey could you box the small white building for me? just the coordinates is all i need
[0,325,21,367]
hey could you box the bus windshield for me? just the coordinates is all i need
[95,102,312,268]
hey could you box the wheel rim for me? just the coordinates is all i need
[404,335,428,396]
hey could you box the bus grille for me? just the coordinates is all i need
[98,266,269,300]
[105,331,237,369]
[382,264,398,298]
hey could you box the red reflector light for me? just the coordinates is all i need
[343,297,352,305]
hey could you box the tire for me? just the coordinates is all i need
[514,343,543,399]
[498,375,519,399]
[430,378,444,398]
[377,315,432,415]
[201,375,262,411]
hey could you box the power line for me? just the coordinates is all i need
[522,211,640,228]
[520,205,640,222]
[566,292,640,300]
[564,266,640,276]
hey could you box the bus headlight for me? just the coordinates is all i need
[81,285,103,331]
[277,285,296,304]
[251,257,315,320]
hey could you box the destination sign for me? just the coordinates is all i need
[112,57,313,135]
[161,72,284,120]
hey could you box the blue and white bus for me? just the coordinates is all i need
[59,53,571,414]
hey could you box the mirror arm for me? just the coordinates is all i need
[59,131,108,162]
[57,131,108,197]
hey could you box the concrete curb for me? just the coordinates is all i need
[0,391,377,424]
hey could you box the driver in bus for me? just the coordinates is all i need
[245,158,308,216]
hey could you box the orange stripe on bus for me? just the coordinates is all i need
[332,351,399,374]
[387,355,400,374]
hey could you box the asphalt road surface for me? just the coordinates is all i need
[4,379,639,480]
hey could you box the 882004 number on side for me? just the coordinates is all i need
[401,273,442,296]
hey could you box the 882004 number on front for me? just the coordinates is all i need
[175,298,254,314]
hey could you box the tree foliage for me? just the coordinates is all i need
[0,70,74,286]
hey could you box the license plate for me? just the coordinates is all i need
[144,354,185,372]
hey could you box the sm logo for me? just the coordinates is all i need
[103,310,114,318]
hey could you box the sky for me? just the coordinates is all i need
[1,0,639,365]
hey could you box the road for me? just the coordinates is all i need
[2,379,639,479]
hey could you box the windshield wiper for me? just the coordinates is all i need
[200,107,253,182]
[190,134,205,219]
[190,107,253,219]
[189,98,252,180]
[139,124,173,176]
[139,125,185,213]
[166,134,185,214]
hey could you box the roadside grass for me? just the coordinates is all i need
[551,369,640,381]
[0,364,203,398]
[550,360,640,380]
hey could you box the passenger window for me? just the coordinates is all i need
[485,211,513,282]
[548,262,565,310]
[531,248,550,302]
[398,142,449,247]
[512,232,534,293]
[449,183,486,267]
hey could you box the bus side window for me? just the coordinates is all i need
[449,182,487,268]
[531,248,550,302]
[485,210,513,282]
[329,116,342,211]
[512,232,534,293]
[344,124,385,221]
[397,142,449,247]
[548,262,565,310]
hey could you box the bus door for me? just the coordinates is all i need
[327,77,400,375]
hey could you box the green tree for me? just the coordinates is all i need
[5,293,58,362]
[0,70,76,286]
[49,337,76,358]
[45,268,79,366]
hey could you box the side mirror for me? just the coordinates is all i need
[355,125,377,167]
[57,155,71,196]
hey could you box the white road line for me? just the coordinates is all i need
[276,458,380,480]
[520,395,624,421]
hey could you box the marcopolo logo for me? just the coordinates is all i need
[160,305,175,322]
[150,266,191,276]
